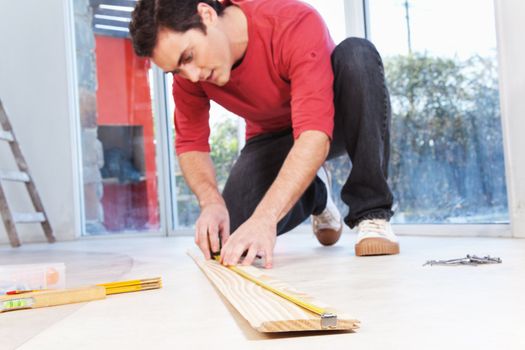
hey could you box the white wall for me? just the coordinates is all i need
[0,0,80,244]
[495,0,525,238]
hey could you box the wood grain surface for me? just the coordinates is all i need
[188,251,360,332]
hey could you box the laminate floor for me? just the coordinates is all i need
[1,229,524,349]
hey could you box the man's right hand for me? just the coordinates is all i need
[177,151,229,260]
[195,202,230,259]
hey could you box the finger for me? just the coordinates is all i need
[242,245,258,266]
[226,244,246,266]
[194,222,200,245]
[221,241,233,265]
[208,224,220,254]
[219,224,233,264]
[219,239,229,265]
[264,248,273,269]
[196,222,211,260]
[220,220,230,245]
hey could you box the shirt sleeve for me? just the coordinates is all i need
[172,75,211,155]
[278,5,335,140]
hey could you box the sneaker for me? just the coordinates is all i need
[354,218,399,256]
[311,165,343,246]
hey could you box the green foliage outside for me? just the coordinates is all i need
[209,118,240,188]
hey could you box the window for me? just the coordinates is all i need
[165,75,243,228]
[365,0,508,223]
[74,0,161,234]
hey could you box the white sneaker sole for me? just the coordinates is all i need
[355,238,400,256]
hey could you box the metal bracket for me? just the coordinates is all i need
[321,313,338,329]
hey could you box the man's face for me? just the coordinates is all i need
[152,23,233,86]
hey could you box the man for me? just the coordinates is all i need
[130,0,399,268]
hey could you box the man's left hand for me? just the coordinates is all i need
[219,215,277,268]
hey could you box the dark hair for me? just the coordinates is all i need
[129,0,225,57]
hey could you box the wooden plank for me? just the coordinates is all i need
[13,212,46,224]
[188,251,360,333]
[0,170,30,183]
[0,130,13,142]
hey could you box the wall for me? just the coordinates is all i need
[0,0,80,244]
[495,0,525,238]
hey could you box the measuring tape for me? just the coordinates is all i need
[212,255,337,329]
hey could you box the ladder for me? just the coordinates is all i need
[0,99,55,247]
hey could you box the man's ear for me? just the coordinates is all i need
[197,2,218,27]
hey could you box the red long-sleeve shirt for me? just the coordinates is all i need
[173,0,335,155]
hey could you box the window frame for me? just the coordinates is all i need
[358,0,512,237]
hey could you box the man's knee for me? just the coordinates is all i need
[331,37,380,70]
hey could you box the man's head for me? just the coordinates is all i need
[130,0,234,86]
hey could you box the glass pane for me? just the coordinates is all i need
[74,0,161,234]
[165,74,241,228]
[365,0,508,223]
[302,0,347,44]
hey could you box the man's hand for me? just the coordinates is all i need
[220,131,329,269]
[220,215,277,269]
[178,151,229,260]
[195,202,230,260]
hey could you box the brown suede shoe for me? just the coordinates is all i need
[311,165,343,246]
[312,216,343,246]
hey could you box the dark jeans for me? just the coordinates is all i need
[222,37,394,234]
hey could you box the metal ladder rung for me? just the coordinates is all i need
[13,212,46,223]
[0,170,30,182]
[0,130,13,142]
